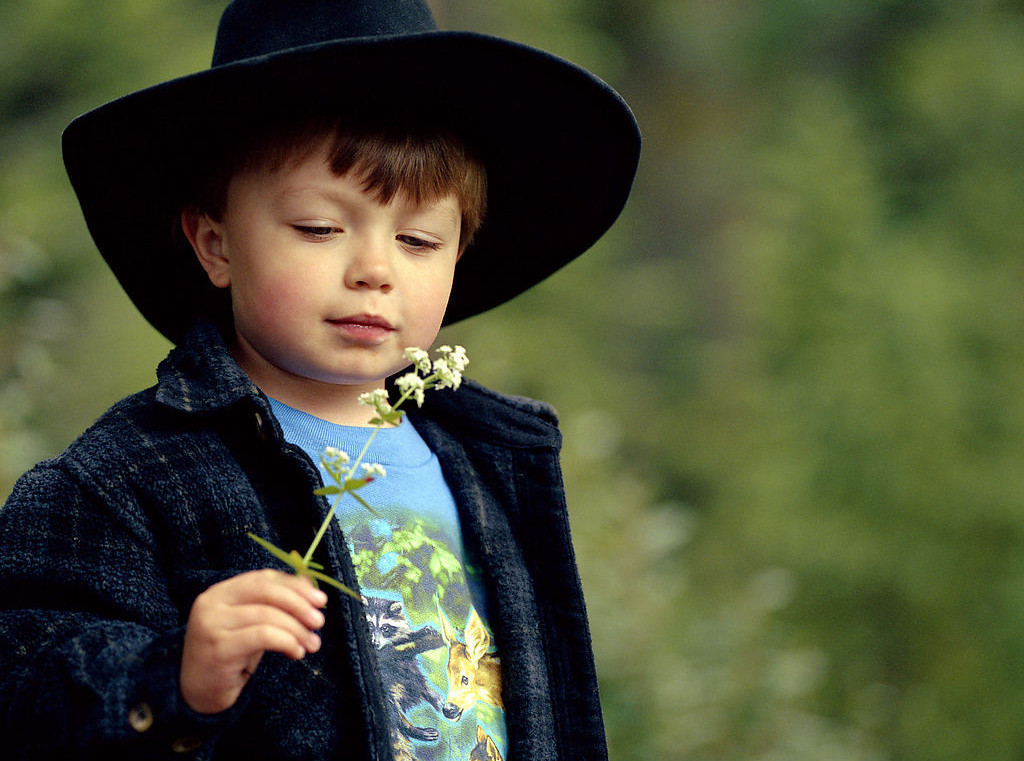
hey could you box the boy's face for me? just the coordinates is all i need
[187,147,461,414]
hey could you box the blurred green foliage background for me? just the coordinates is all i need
[3,1,1024,759]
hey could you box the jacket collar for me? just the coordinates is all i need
[409,378,562,450]
[153,321,562,450]
[154,322,261,413]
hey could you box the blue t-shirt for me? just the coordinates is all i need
[269,398,508,761]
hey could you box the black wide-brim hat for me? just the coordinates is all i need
[63,0,641,344]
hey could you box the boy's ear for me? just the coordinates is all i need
[181,207,231,289]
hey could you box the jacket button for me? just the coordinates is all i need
[172,736,203,753]
[254,410,267,440]
[128,701,153,732]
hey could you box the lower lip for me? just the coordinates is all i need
[328,321,394,344]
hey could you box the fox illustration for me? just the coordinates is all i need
[436,597,503,721]
[469,725,504,761]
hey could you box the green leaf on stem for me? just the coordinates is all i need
[347,490,384,519]
[247,532,359,600]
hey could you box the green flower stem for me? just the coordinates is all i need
[303,498,343,567]
[248,532,361,599]
[300,384,420,565]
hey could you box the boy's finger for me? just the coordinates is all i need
[250,569,329,605]
[245,585,328,630]
[280,572,330,606]
[216,569,329,612]
[223,603,325,641]
[235,622,321,661]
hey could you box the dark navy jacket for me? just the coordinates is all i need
[0,323,606,760]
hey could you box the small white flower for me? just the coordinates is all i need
[429,345,468,390]
[396,372,427,407]
[358,388,390,406]
[404,347,432,374]
[323,446,350,465]
[358,388,393,414]
[361,463,387,479]
[442,345,469,374]
[431,358,462,391]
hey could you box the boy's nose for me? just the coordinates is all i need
[344,237,393,292]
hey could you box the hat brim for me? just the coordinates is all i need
[63,31,641,344]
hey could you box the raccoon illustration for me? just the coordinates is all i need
[362,595,445,744]
[365,593,414,649]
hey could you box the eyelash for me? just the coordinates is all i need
[294,225,339,238]
[293,226,442,252]
[398,235,441,252]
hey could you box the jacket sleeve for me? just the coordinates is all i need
[0,460,248,760]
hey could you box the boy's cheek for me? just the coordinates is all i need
[235,273,310,314]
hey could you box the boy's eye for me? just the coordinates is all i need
[294,225,340,238]
[397,234,441,252]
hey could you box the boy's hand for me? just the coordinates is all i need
[180,569,328,714]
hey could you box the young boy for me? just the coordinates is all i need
[0,1,639,759]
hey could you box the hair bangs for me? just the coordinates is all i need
[327,130,488,251]
[192,119,487,252]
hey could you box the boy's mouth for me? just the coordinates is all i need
[327,314,396,343]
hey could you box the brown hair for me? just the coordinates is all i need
[193,118,488,252]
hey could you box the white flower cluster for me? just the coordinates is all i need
[431,345,469,391]
[321,444,385,484]
[361,463,387,479]
[323,446,350,465]
[393,344,469,406]
[395,372,427,407]
[358,387,391,412]
[404,347,432,374]
[357,386,399,426]
[320,447,354,484]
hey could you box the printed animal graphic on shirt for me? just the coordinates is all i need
[437,597,504,720]
[365,593,414,648]
[363,595,445,742]
[278,401,509,759]
[469,725,504,761]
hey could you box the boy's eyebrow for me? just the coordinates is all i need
[418,202,461,227]
[274,185,347,204]
[278,185,458,214]
[272,183,369,212]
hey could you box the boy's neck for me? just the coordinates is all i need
[229,343,384,427]
[262,385,384,427]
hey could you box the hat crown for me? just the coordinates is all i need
[212,0,438,66]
